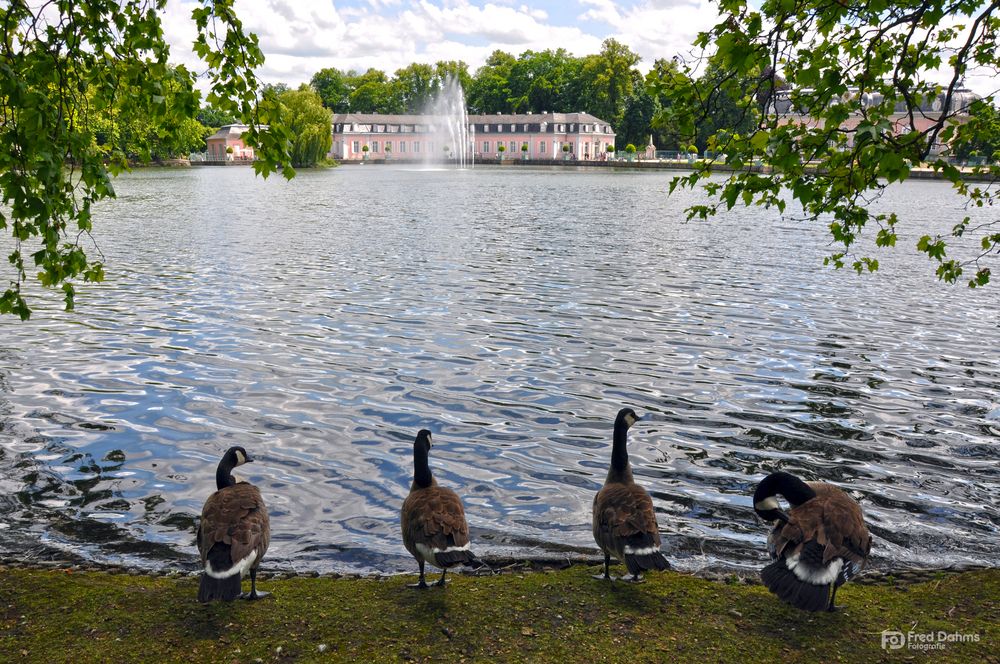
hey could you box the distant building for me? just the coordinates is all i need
[330,112,616,162]
[205,124,256,161]
[770,87,980,155]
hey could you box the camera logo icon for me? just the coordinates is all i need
[881,630,906,650]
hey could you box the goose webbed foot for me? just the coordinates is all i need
[408,562,429,589]
[628,573,645,584]
[242,570,269,600]
[827,584,844,611]
[593,554,615,582]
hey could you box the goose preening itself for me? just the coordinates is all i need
[196,446,271,602]
[592,408,670,582]
[401,429,480,589]
[753,471,872,612]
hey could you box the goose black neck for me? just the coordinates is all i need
[754,471,816,507]
[215,460,237,490]
[611,421,630,474]
[413,443,434,489]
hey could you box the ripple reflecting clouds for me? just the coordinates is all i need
[0,166,997,573]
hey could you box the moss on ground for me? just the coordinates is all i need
[1,565,997,663]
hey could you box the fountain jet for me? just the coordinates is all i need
[423,75,469,168]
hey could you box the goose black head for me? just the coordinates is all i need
[752,471,816,524]
[229,446,254,466]
[412,429,434,488]
[415,429,433,453]
[216,446,253,489]
[615,408,640,430]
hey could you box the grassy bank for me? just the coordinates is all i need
[1,565,996,663]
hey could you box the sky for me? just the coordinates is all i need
[159,0,722,87]
[159,0,996,99]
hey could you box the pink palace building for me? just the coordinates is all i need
[204,124,257,161]
[330,112,617,162]
[771,87,981,156]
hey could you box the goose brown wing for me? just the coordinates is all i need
[593,484,661,555]
[403,486,470,551]
[772,487,870,568]
[199,483,270,566]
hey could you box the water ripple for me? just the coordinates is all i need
[1,166,997,572]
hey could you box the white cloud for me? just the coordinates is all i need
[159,0,995,99]
[161,0,617,86]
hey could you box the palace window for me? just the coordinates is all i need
[414,141,420,153]
[483,140,490,152]
[372,141,379,152]
[539,141,546,154]
[352,140,359,153]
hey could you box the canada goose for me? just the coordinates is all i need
[592,408,670,582]
[400,429,479,588]
[753,471,872,612]
[196,446,270,602]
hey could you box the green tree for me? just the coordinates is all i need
[578,39,641,127]
[311,67,354,113]
[690,63,760,153]
[665,0,1000,287]
[951,100,1000,162]
[506,49,580,113]
[393,63,437,113]
[197,105,238,129]
[618,91,659,152]
[646,58,685,151]
[262,83,290,96]
[433,61,472,95]
[467,51,516,114]
[279,86,333,168]
[1,0,293,319]
[348,69,401,113]
[89,66,211,161]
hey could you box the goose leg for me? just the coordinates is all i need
[827,582,844,612]
[407,560,428,589]
[242,568,270,600]
[592,554,614,581]
[435,568,448,587]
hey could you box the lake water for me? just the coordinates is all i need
[0,165,997,574]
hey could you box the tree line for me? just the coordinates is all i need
[107,37,1000,170]
[307,39,674,153]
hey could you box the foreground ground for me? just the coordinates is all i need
[1,564,996,663]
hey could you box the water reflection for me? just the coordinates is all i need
[0,166,997,572]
